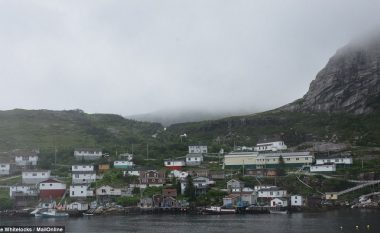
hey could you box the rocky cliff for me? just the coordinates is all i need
[282,35,380,114]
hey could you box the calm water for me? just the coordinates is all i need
[1,209,379,233]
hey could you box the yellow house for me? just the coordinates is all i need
[324,192,338,200]
[98,164,110,173]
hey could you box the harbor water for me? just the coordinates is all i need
[1,209,379,233]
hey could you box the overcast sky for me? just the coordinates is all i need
[0,0,380,116]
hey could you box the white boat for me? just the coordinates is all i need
[204,206,236,214]
[41,209,69,217]
[269,209,288,214]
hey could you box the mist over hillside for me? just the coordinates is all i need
[128,108,257,126]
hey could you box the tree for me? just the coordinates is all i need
[277,155,286,176]
[184,175,196,201]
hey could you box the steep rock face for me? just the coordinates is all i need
[283,36,380,114]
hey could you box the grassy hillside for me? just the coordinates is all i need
[167,110,380,149]
[0,109,162,151]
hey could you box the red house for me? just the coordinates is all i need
[39,179,67,200]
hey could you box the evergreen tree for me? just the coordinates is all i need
[277,155,286,176]
[184,175,196,201]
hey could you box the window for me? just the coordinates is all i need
[270,192,273,195]
[50,184,52,186]
[32,173,37,176]
[72,191,74,195]
[296,158,299,161]
[0,165,5,168]
[286,158,290,161]
[81,191,83,194]
[42,184,45,186]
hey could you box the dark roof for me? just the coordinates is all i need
[40,178,64,184]
[316,152,352,159]
[11,149,39,156]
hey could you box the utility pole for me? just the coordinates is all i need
[131,144,134,154]
[54,146,57,170]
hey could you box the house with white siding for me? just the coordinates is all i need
[226,179,245,193]
[74,148,102,160]
[96,185,122,196]
[188,145,208,154]
[254,140,287,152]
[257,187,287,198]
[185,154,203,166]
[9,185,38,198]
[71,165,96,184]
[22,170,51,184]
[66,201,89,211]
[291,195,303,207]
[169,170,188,179]
[270,198,288,207]
[310,164,336,172]
[13,149,39,166]
[224,151,313,169]
[69,185,94,198]
[315,152,353,166]
[0,163,11,176]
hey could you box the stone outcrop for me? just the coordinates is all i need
[282,34,380,114]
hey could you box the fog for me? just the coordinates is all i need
[0,0,379,116]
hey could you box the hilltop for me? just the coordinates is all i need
[0,109,162,151]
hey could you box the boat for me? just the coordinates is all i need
[82,213,94,216]
[269,209,288,214]
[203,206,236,214]
[41,209,69,217]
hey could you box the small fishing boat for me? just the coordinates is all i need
[41,209,69,217]
[203,206,236,214]
[269,209,288,214]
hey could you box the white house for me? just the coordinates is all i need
[270,198,288,207]
[71,165,96,184]
[72,165,94,172]
[0,163,11,176]
[72,172,96,184]
[188,145,207,154]
[9,185,38,198]
[291,195,303,207]
[70,185,94,198]
[185,154,203,166]
[13,149,39,166]
[66,201,89,211]
[22,170,51,184]
[226,179,245,193]
[123,170,140,177]
[315,153,353,166]
[74,148,102,160]
[257,187,287,198]
[169,170,188,179]
[254,140,287,152]
[96,185,122,196]
[310,164,336,172]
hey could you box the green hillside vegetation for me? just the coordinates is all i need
[167,110,380,149]
[0,109,162,151]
